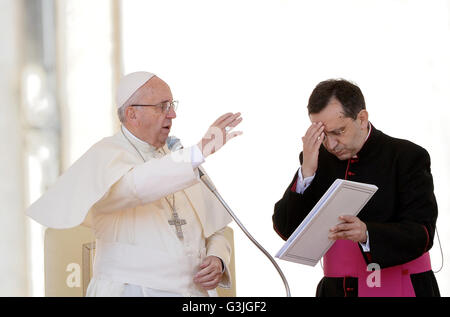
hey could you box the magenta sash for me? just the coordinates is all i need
[323,239,431,297]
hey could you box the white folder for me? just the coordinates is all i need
[275,179,378,266]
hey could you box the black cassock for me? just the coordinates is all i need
[273,125,440,297]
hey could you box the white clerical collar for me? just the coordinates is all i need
[365,122,372,142]
[121,125,158,155]
[353,122,372,159]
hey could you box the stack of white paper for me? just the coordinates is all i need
[276,179,378,266]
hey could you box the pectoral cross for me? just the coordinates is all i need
[168,211,187,240]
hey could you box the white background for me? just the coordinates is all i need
[121,0,450,296]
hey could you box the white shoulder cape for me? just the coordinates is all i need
[26,132,232,238]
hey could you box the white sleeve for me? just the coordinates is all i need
[295,167,316,194]
[191,144,205,169]
[94,146,200,213]
[359,231,370,252]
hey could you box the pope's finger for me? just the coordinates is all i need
[227,116,243,128]
[195,265,214,279]
[218,112,242,129]
[198,260,210,270]
[222,118,243,134]
[213,113,234,126]
[217,112,240,125]
[198,271,220,283]
[200,277,220,289]
[226,131,243,142]
[195,270,218,284]
[197,258,213,271]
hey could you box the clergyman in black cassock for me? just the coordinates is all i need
[272,79,440,297]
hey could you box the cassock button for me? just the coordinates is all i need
[402,269,409,275]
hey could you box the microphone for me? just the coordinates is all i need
[166,136,183,151]
[167,136,291,297]
[166,136,209,183]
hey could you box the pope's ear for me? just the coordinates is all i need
[125,106,137,120]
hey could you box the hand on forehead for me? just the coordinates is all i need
[309,99,348,132]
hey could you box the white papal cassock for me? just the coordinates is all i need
[27,126,232,297]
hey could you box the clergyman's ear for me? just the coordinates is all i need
[358,109,369,127]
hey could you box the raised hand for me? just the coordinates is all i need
[198,112,243,158]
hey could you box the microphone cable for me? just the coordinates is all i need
[198,167,292,297]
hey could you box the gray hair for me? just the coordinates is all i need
[117,105,127,123]
[117,84,147,123]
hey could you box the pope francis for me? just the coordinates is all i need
[27,72,243,297]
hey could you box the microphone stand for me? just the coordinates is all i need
[198,168,291,297]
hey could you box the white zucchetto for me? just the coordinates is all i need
[116,71,155,108]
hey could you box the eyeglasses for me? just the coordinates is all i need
[131,100,178,113]
[322,128,345,141]
[322,118,352,142]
